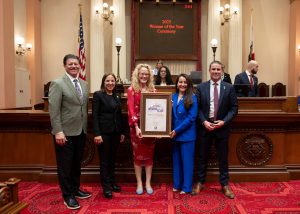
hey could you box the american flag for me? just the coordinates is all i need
[78,12,86,80]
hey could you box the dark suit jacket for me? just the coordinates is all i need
[234,71,258,97]
[196,80,238,138]
[222,73,232,84]
[92,91,123,136]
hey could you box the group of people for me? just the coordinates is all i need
[152,59,259,98]
[153,60,174,85]
[49,54,239,210]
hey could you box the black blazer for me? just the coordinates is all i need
[234,71,258,97]
[222,73,232,84]
[196,80,238,137]
[92,91,123,136]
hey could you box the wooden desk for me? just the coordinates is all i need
[0,95,300,183]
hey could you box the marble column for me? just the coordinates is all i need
[289,0,300,96]
[0,0,15,108]
[228,0,242,79]
[90,0,105,93]
[112,0,126,83]
[207,0,221,77]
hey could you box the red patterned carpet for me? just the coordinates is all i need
[19,181,300,214]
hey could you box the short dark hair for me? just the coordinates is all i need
[209,60,224,72]
[100,73,117,94]
[63,54,80,65]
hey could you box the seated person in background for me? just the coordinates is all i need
[222,72,232,84]
[152,60,163,76]
[221,65,232,84]
[234,60,259,97]
[155,66,174,85]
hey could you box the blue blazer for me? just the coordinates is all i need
[172,93,198,142]
[234,71,258,97]
[196,80,238,138]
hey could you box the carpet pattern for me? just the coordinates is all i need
[19,181,300,214]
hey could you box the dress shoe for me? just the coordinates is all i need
[222,185,235,199]
[103,190,113,199]
[75,189,92,199]
[111,184,121,192]
[179,191,186,195]
[64,196,80,210]
[191,182,204,196]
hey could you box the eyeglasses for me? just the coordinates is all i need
[139,73,149,76]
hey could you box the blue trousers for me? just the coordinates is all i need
[172,140,195,193]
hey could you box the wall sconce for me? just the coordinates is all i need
[211,39,218,61]
[15,37,32,56]
[219,4,239,26]
[95,2,114,25]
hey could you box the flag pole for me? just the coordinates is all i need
[248,8,255,62]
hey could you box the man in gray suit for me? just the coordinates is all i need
[49,54,91,210]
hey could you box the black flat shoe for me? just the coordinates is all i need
[111,184,121,192]
[103,190,113,199]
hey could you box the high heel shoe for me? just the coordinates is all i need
[172,188,179,192]
[136,187,143,195]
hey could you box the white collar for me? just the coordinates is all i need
[66,72,79,82]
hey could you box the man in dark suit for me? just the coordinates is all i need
[192,61,238,199]
[220,64,232,84]
[234,60,259,97]
[222,72,232,84]
[49,54,91,210]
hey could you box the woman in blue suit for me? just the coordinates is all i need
[170,73,198,194]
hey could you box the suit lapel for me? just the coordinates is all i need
[205,81,210,107]
[79,79,87,103]
[218,81,226,108]
[173,93,179,120]
[242,71,250,84]
[63,74,82,104]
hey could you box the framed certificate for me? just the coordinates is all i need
[140,92,172,137]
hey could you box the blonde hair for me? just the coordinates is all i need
[131,64,155,92]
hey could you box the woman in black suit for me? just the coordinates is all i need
[92,73,125,199]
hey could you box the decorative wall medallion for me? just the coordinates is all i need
[81,136,95,167]
[237,132,273,166]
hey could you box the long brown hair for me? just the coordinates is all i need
[175,73,194,110]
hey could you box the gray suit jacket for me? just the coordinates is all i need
[49,74,89,136]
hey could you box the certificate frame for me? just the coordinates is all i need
[140,92,172,137]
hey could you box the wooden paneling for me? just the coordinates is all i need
[0,96,300,183]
